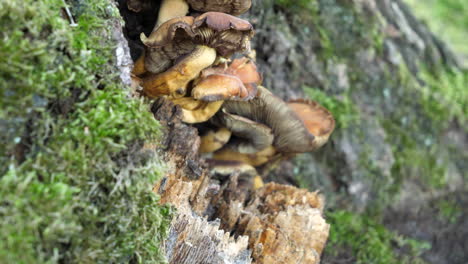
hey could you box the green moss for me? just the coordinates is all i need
[326,210,431,264]
[405,0,468,57]
[418,69,468,131]
[436,199,462,224]
[0,0,173,263]
[274,0,319,13]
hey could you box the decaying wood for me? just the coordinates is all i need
[151,98,330,264]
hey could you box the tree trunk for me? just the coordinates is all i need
[117,0,467,262]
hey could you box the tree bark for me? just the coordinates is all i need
[116,0,467,263]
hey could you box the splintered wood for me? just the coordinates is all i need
[152,98,329,264]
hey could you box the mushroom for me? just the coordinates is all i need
[221,86,335,153]
[287,99,336,150]
[191,74,252,101]
[199,127,232,153]
[138,16,197,76]
[170,97,224,123]
[141,12,254,57]
[191,57,261,101]
[140,13,254,98]
[210,111,273,154]
[142,45,216,98]
[152,0,252,27]
[212,145,277,167]
[155,0,190,27]
[186,0,252,16]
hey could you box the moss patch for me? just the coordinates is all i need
[0,0,172,263]
[325,210,431,264]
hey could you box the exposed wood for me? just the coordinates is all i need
[151,98,329,263]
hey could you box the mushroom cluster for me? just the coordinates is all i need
[131,0,335,188]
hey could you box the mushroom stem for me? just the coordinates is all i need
[155,0,189,29]
[142,45,216,98]
[131,52,147,76]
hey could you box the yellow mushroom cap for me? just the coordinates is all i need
[287,99,335,149]
[171,97,224,123]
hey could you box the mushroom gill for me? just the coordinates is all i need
[221,86,334,153]
[210,111,274,154]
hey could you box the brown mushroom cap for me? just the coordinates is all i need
[187,0,252,16]
[210,111,273,154]
[191,74,251,101]
[221,86,333,153]
[193,12,253,56]
[142,13,254,57]
[224,57,262,85]
[191,57,261,101]
[287,99,335,149]
[171,97,224,123]
[140,17,197,74]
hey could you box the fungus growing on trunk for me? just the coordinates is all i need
[129,0,252,17]
[222,86,335,153]
[287,99,335,150]
[170,97,224,123]
[155,0,190,27]
[210,111,273,154]
[186,0,252,16]
[142,45,216,98]
[192,57,261,101]
[139,13,254,98]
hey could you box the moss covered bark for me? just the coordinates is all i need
[246,0,467,263]
[0,0,172,262]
